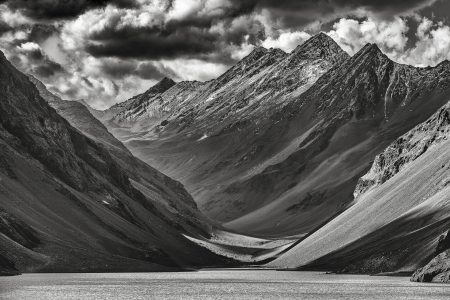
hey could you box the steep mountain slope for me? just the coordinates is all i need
[28,75,216,237]
[98,33,351,229]
[270,100,450,272]
[223,44,450,236]
[0,51,233,274]
[98,34,450,239]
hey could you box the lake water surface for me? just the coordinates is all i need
[1,270,449,299]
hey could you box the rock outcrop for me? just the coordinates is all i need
[410,230,450,282]
[411,250,450,282]
[355,101,450,199]
[436,230,450,257]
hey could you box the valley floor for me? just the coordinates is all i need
[1,270,447,300]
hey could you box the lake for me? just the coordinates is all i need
[1,270,449,299]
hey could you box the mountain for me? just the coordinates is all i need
[270,99,450,273]
[0,50,234,274]
[222,44,450,236]
[97,33,450,241]
[97,33,352,232]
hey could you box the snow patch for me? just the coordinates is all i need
[197,134,208,141]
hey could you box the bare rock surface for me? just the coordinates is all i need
[411,250,450,282]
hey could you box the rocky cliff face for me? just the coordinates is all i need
[410,229,450,282]
[436,230,450,257]
[0,51,232,274]
[411,250,450,283]
[354,83,450,199]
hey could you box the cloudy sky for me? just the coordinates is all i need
[1,0,450,109]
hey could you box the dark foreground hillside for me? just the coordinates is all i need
[0,51,233,275]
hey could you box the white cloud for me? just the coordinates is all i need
[18,42,41,52]
[160,58,229,82]
[262,31,311,52]
[167,0,202,21]
[328,17,409,58]
[0,4,30,27]
[400,18,450,66]
[325,16,450,67]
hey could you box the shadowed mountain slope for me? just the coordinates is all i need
[28,75,215,234]
[0,51,233,274]
[270,100,450,272]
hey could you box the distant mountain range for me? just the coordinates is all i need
[2,32,450,279]
[97,32,449,224]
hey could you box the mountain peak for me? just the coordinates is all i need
[268,47,287,57]
[252,45,268,53]
[354,43,389,63]
[156,76,176,86]
[311,32,332,41]
[146,77,176,95]
[436,59,450,69]
[242,46,268,63]
[76,99,90,108]
[361,43,382,53]
[290,32,349,64]
[296,32,337,49]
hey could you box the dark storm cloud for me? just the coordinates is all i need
[33,61,64,78]
[29,25,59,42]
[84,7,262,62]
[0,21,11,35]
[134,62,168,80]
[99,60,137,78]
[82,76,94,88]
[86,27,218,60]
[98,58,185,81]
[228,0,438,28]
[20,46,66,78]
[27,48,43,60]
[0,0,137,20]
[77,0,436,63]
[237,0,437,17]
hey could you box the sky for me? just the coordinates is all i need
[0,0,450,109]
